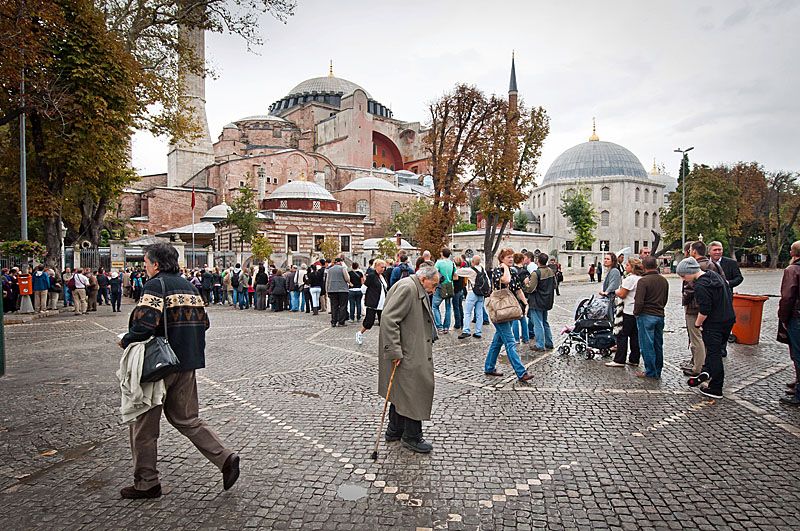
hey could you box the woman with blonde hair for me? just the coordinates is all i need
[606,257,644,368]
[484,248,533,382]
[356,259,388,345]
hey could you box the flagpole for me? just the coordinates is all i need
[191,186,196,270]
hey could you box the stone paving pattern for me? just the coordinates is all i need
[0,270,798,530]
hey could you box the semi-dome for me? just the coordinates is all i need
[542,140,647,185]
[286,76,371,99]
[343,176,400,192]
[234,114,287,123]
[200,202,232,222]
[268,180,335,201]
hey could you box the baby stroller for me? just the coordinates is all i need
[557,296,616,359]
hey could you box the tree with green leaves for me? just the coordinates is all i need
[0,0,141,269]
[319,237,340,261]
[559,188,597,250]
[226,185,259,253]
[250,235,273,264]
[513,211,528,231]
[376,238,398,261]
[386,198,431,246]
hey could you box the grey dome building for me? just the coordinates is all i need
[528,122,667,260]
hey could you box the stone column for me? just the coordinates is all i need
[109,240,125,272]
[173,236,186,268]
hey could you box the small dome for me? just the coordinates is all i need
[343,177,399,192]
[286,76,371,99]
[542,140,647,185]
[235,114,287,123]
[200,202,232,222]
[223,122,239,129]
[649,172,678,194]
[268,180,335,201]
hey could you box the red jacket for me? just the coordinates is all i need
[778,261,800,323]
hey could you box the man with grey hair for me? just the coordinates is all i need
[378,262,439,453]
[708,240,743,357]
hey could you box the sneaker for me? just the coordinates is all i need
[779,395,800,406]
[355,331,364,345]
[604,361,625,367]
[472,334,482,339]
[687,372,710,388]
[457,332,470,340]
[626,361,639,366]
[699,388,723,399]
[683,369,701,377]
[402,438,433,453]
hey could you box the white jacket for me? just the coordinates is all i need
[117,341,166,424]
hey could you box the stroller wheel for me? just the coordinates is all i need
[600,348,611,358]
[558,345,570,355]
[586,350,595,360]
[575,343,586,353]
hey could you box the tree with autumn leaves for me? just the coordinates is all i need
[418,84,549,266]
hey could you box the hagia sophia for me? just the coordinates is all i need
[118,28,676,271]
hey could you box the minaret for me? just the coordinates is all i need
[166,23,215,188]
[589,117,599,141]
[508,51,518,114]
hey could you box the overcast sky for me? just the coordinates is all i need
[131,0,800,182]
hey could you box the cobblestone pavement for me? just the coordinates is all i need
[1,270,798,530]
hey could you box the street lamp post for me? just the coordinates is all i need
[674,147,694,251]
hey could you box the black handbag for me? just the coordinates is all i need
[141,277,180,383]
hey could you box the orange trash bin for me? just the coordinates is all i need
[730,294,769,345]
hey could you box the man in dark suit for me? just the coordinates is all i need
[708,241,743,356]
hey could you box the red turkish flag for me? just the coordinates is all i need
[191,186,196,210]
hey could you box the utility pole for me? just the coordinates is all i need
[20,72,28,241]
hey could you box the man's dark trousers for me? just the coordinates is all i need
[387,404,422,442]
[329,292,348,325]
[701,323,733,394]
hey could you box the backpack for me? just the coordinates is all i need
[471,266,492,297]
[399,264,411,280]
[67,276,76,291]
[230,271,240,288]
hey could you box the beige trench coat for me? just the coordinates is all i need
[378,276,437,421]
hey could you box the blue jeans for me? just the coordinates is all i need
[788,317,800,399]
[290,290,301,311]
[513,314,530,343]
[453,289,465,330]
[530,308,553,349]
[348,290,363,321]
[63,285,72,306]
[231,289,239,306]
[238,289,249,309]
[637,314,664,378]
[485,321,528,379]
[462,292,485,336]
[432,288,452,330]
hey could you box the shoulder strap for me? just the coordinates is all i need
[158,277,169,343]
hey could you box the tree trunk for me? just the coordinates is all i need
[80,195,108,246]
[43,214,62,273]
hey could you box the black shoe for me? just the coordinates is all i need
[688,372,710,388]
[472,334,482,339]
[120,484,162,499]
[402,438,433,453]
[699,388,723,399]
[683,369,700,377]
[780,395,800,406]
[458,333,470,340]
[222,453,240,491]
[484,370,504,377]
[331,323,337,327]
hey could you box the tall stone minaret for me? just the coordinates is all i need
[166,23,215,188]
[508,51,518,114]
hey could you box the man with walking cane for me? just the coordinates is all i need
[375,262,440,455]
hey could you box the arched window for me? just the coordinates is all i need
[635,187,641,201]
[635,211,640,227]
[601,210,610,227]
[601,187,610,201]
[542,192,546,206]
[356,199,370,217]
[643,188,649,203]
[391,201,402,217]
[644,212,650,228]
[652,213,658,228]
[541,213,546,232]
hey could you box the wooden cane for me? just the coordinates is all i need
[371,360,399,460]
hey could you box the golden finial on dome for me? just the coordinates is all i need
[328,60,334,78]
[651,158,658,174]
[589,117,599,141]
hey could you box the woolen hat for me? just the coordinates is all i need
[676,257,701,276]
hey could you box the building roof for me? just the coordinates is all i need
[509,54,518,93]
[234,114,288,123]
[268,180,335,201]
[542,140,647,185]
[649,171,678,194]
[286,76,371,99]
[200,202,232,222]
[156,222,217,237]
[362,238,416,250]
[342,176,400,192]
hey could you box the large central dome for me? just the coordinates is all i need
[543,140,647,185]
[286,76,371,99]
